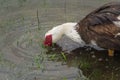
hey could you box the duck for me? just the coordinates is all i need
[44,2,120,56]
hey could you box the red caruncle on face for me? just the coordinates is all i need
[44,34,52,46]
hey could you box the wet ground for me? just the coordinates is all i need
[0,0,120,80]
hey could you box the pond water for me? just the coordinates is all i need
[0,0,120,80]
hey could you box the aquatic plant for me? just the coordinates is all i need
[61,52,67,61]
[79,59,91,70]
[36,9,40,30]
[49,54,56,60]
[34,54,44,69]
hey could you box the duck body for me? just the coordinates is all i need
[44,2,120,52]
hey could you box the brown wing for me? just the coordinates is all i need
[78,2,120,49]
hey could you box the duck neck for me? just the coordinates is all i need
[64,23,86,47]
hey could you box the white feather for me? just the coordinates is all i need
[113,15,120,27]
[115,33,120,38]
[117,15,120,20]
[113,21,120,27]
[45,24,65,43]
[64,23,86,47]
[45,22,86,47]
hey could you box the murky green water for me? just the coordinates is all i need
[0,0,120,80]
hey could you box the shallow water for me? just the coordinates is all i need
[0,0,120,80]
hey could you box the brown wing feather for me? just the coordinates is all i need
[82,2,120,26]
[78,2,120,50]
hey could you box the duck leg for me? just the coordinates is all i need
[108,49,114,56]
